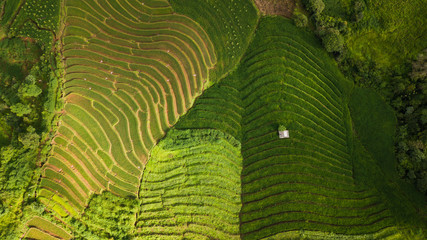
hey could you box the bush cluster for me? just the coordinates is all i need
[393,50,427,193]
[293,12,308,28]
[301,0,347,55]
[302,0,325,14]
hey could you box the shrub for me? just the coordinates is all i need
[321,28,344,53]
[278,125,287,131]
[293,12,308,28]
[303,0,325,14]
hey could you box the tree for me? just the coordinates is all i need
[25,74,36,84]
[81,192,138,239]
[18,126,40,149]
[18,74,42,98]
[10,103,31,117]
[293,12,308,28]
[321,28,344,53]
[303,0,325,14]
[19,84,42,98]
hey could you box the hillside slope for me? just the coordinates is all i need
[21,2,425,239]
[239,17,394,239]
[153,17,426,239]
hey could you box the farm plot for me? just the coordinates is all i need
[170,0,259,80]
[24,216,72,240]
[175,72,243,140]
[150,16,401,238]
[238,17,395,239]
[135,129,242,240]
[39,0,216,214]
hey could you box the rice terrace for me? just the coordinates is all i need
[0,0,426,239]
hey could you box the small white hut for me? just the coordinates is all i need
[279,130,289,139]
[278,125,289,139]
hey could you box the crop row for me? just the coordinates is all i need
[24,228,60,240]
[241,81,347,144]
[135,130,242,240]
[175,74,243,140]
[26,216,72,240]
[237,17,392,239]
[241,217,395,240]
[42,0,216,212]
[169,0,258,79]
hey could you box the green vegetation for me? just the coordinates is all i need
[293,12,308,27]
[136,129,242,239]
[170,0,259,81]
[349,87,396,174]
[346,0,427,68]
[8,0,59,44]
[0,0,61,237]
[303,0,325,14]
[237,17,396,239]
[0,0,425,239]
[40,0,217,215]
[71,191,138,239]
[152,16,425,239]
[301,0,427,193]
[348,88,426,237]
[175,72,243,140]
[26,216,72,240]
[321,28,344,53]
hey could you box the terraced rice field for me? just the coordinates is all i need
[135,129,242,239]
[24,216,72,240]
[238,18,396,239]
[148,17,401,239]
[170,0,258,79]
[38,0,216,214]
[31,0,425,237]
[175,73,243,140]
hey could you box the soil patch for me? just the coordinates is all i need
[254,0,296,18]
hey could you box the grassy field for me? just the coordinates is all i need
[349,87,397,174]
[349,87,427,235]
[237,17,399,239]
[175,71,243,140]
[331,0,427,69]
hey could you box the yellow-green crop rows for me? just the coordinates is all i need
[39,0,216,214]
[24,216,72,240]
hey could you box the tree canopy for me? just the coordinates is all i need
[322,28,344,53]
[10,103,31,117]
